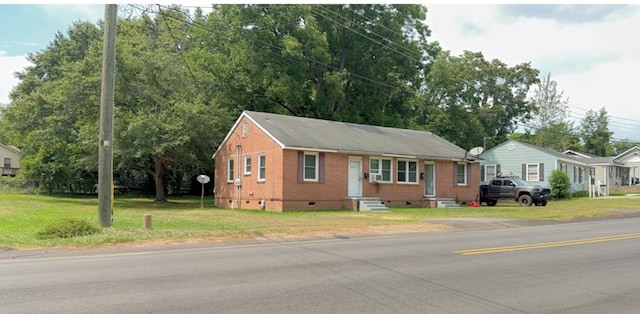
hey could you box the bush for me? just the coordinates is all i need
[549,169,572,200]
[36,217,101,239]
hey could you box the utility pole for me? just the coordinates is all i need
[98,4,117,228]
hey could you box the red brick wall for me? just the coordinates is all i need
[214,116,284,211]
[360,158,479,206]
[215,116,480,211]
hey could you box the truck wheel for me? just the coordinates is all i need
[540,200,548,207]
[518,194,533,206]
[486,200,497,206]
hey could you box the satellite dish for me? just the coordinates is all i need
[197,174,210,184]
[469,147,484,156]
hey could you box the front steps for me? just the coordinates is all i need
[358,198,389,212]
[354,197,460,211]
[426,198,461,208]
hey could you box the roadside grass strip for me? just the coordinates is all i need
[455,233,640,255]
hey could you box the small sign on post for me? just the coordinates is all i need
[196,175,211,208]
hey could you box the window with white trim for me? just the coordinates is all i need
[456,162,467,186]
[397,160,418,184]
[526,163,540,182]
[227,158,234,183]
[303,152,318,181]
[3,158,11,169]
[258,154,266,182]
[579,167,583,184]
[242,121,248,138]
[369,158,392,182]
[244,155,252,175]
[485,164,497,181]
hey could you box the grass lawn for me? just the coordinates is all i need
[1,193,639,249]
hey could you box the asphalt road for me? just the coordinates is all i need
[2,217,640,313]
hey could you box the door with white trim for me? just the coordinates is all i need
[424,162,436,197]
[348,157,363,197]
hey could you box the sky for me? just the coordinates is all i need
[1,3,639,142]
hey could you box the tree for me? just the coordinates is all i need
[528,73,569,130]
[611,139,640,155]
[114,8,228,202]
[531,121,582,151]
[1,10,228,200]
[417,50,539,149]
[581,107,613,156]
[524,73,581,151]
[200,4,437,127]
[0,22,104,192]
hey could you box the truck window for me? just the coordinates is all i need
[491,180,502,186]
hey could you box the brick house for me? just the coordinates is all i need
[0,143,20,176]
[213,111,480,212]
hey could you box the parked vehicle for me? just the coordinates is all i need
[480,177,551,206]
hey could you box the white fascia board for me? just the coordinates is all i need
[212,111,287,160]
[284,147,339,153]
[382,153,417,159]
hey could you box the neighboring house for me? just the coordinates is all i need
[563,150,629,194]
[213,111,480,212]
[614,146,640,185]
[480,140,595,194]
[0,143,21,176]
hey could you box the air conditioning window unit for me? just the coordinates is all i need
[234,178,242,186]
[369,173,383,183]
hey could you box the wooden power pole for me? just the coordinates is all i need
[98,4,117,227]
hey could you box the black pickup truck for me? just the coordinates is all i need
[480,177,551,206]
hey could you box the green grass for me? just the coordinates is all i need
[1,193,639,249]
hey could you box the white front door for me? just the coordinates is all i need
[424,162,436,197]
[348,157,362,197]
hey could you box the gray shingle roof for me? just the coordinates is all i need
[244,111,470,160]
[0,143,20,154]
[505,140,622,166]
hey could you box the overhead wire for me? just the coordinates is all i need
[309,5,425,62]
[129,4,640,143]
[146,3,405,91]
[155,4,199,86]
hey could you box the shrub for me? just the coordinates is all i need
[549,169,572,200]
[36,217,101,239]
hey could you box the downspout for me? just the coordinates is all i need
[236,144,242,207]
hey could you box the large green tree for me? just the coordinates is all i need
[417,50,539,149]
[581,107,613,156]
[525,73,580,151]
[611,139,640,155]
[1,9,228,200]
[0,22,103,192]
[114,7,229,201]
[199,4,438,127]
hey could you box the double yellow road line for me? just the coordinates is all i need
[455,233,640,255]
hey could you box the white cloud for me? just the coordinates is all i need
[0,54,31,105]
[425,4,640,140]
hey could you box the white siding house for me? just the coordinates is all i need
[480,140,594,194]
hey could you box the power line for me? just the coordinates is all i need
[146,4,407,92]
[156,4,199,86]
[131,4,639,144]
[310,5,424,62]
